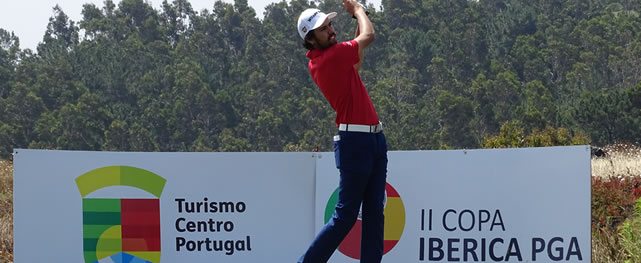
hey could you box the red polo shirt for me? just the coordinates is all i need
[306,40,379,126]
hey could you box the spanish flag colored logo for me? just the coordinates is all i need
[324,183,405,259]
[76,166,166,263]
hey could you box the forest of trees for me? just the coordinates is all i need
[1,0,641,157]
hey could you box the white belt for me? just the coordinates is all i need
[338,122,383,133]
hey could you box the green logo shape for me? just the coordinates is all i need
[76,166,166,263]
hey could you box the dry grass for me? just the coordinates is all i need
[593,227,627,263]
[0,159,13,263]
[593,144,641,178]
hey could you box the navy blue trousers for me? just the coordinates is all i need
[299,131,388,263]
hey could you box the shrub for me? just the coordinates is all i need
[482,121,589,148]
[592,175,641,262]
[619,198,641,263]
[592,176,641,230]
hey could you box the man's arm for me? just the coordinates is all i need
[354,25,364,70]
[343,0,374,70]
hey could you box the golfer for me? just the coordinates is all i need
[296,1,388,262]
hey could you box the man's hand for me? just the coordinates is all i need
[349,1,370,19]
[342,0,365,17]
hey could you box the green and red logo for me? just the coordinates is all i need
[76,166,166,263]
[324,183,405,259]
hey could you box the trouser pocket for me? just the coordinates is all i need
[335,132,373,174]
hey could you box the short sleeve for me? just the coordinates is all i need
[333,40,360,66]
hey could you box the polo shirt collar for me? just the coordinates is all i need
[306,49,322,59]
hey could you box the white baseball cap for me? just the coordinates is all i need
[297,8,337,39]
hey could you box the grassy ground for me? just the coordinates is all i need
[0,159,13,262]
[592,144,641,262]
[0,148,640,262]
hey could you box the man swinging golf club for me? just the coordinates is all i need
[297,1,388,262]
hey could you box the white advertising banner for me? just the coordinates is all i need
[14,146,590,262]
[13,150,316,262]
[315,146,591,262]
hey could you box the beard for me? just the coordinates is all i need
[317,33,337,49]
